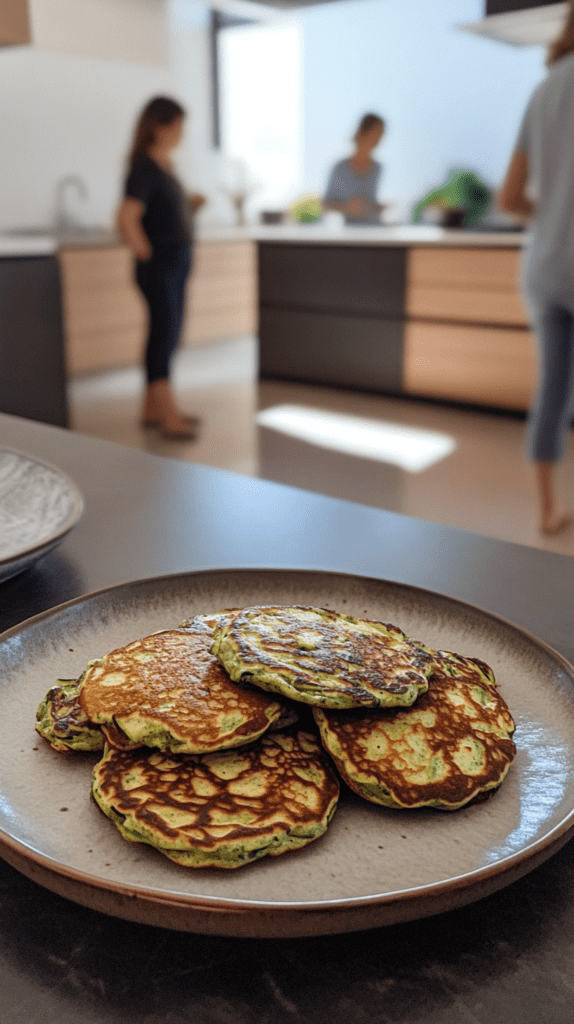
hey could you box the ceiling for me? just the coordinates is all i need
[460,2,568,46]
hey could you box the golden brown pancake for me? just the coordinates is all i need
[91,729,340,868]
[79,624,285,754]
[211,605,434,710]
[313,650,516,810]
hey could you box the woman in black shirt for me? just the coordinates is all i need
[117,96,205,438]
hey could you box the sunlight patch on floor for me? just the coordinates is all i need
[256,404,457,472]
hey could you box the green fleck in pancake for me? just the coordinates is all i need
[313,651,516,810]
[211,605,434,710]
[91,729,340,868]
[35,678,104,754]
[78,625,286,754]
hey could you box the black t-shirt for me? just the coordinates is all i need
[125,154,192,247]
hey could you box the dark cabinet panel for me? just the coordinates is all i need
[486,1,557,13]
[0,256,68,427]
[259,307,403,393]
[259,243,405,317]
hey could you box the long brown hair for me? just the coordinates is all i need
[128,96,185,168]
[547,0,574,66]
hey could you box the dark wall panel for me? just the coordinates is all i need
[259,307,403,393]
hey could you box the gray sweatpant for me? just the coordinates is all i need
[524,291,574,462]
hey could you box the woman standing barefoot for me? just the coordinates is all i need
[117,96,205,439]
[498,4,574,535]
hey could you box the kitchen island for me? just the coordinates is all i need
[1,223,533,415]
[0,411,573,1023]
[255,223,533,411]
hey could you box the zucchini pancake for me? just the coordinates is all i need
[91,728,340,868]
[36,678,104,754]
[78,622,286,754]
[312,650,516,810]
[34,606,518,873]
[211,605,435,710]
[184,612,301,730]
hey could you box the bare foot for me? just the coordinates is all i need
[142,413,199,429]
[539,511,574,535]
[159,413,201,440]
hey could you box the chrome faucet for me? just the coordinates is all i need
[54,175,88,233]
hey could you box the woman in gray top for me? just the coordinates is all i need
[323,114,386,225]
[499,2,574,534]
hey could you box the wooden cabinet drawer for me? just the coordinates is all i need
[407,247,522,290]
[189,274,256,315]
[185,306,257,345]
[61,241,257,374]
[0,0,31,45]
[403,322,536,410]
[406,283,529,326]
[66,325,143,376]
[194,241,256,275]
[60,246,135,287]
[63,283,145,335]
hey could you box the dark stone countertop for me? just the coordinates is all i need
[0,412,573,1024]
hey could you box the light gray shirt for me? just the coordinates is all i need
[515,51,574,298]
[324,159,382,225]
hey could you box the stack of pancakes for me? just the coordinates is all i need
[35,605,516,869]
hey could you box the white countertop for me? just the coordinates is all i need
[0,235,58,257]
[247,223,528,247]
[0,223,528,254]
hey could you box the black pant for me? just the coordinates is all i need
[135,242,192,384]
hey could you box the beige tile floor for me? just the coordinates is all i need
[69,336,574,557]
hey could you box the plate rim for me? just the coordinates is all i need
[0,445,85,570]
[2,566,574,933]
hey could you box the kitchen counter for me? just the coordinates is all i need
[0,223,532,413]
[257,228,534,410]
[251,222,528,247]
[0,225,258,251]
[55,226,259,249]
[1,223,529,251]
[0,235,57,256]
[0,412,573,1024]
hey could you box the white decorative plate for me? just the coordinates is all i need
[0,569,573,937]
[0,447,84,583]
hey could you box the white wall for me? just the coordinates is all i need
[0,0,235,231]
[29,0,169,66]
[300,0,548,222]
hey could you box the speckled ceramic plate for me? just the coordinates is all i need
[0,447,84,583]
[1,568,573,937]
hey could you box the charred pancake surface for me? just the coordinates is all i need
[91,729,340,868]
[79,625,285,754]
[313,651,516,810]
[211,605,434,709]
[36,678,104,754]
